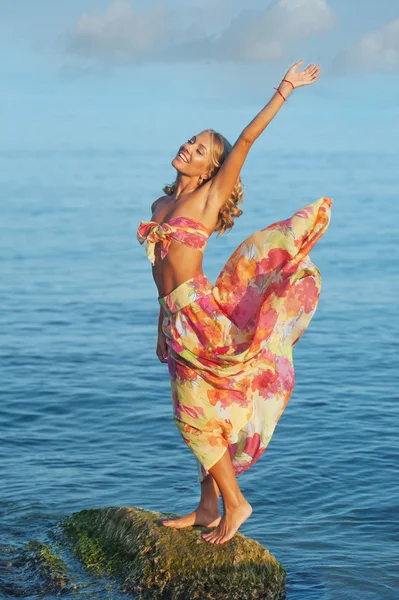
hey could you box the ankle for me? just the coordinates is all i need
[197,501,220,514]
[224,495,249,511]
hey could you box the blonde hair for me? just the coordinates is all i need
[163,128,244,237]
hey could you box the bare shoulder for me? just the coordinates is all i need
[151,195,168,214]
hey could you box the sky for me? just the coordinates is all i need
[1,0,398,152]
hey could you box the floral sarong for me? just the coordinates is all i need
[158,197,332,482]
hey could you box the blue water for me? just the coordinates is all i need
[1,148,398,599]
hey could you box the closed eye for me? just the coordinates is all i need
[188,138,204,156]
[188,139,204,155]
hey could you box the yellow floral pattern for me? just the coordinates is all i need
[157,198,333,482]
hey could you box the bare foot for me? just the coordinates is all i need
[162,505,221,529]
[201,501,252,544]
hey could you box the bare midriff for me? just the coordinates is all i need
[153,240,205,298]
[149,191,217,297]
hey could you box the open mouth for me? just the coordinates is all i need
[177,151,189,163]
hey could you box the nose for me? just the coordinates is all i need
[180,144,191,156]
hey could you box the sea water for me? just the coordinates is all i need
[1,147,398,599]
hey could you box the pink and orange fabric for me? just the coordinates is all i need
[137,216,209,265]
[137,198,333,483]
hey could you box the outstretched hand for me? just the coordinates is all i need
[283,60,321,89]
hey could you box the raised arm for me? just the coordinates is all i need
[206,61,321,212]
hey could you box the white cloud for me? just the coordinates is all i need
[65,0,172,63]
[215,0,336,62]
[334,17,399,73]
[63,0,336,66]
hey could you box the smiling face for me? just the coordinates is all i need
[171,131,212,180]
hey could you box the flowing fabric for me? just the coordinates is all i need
[156,197,333,482]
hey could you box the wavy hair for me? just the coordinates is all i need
[163,128,244,237]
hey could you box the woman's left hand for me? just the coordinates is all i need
[283,60,322,89]
[156,331,169,363]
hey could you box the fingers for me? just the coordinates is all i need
[286,61,321,87]
[159,351,168,363]
[157,352,168,363]
[156,345,169,363]
[303,63,319,71]
[310,66,321,81]
[304,63,319,74]
[156,333,169,362]
[302,64,321,85]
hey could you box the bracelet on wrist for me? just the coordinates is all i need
[282,78,295,89]
[273,78,295,102]
[273,87,286,101]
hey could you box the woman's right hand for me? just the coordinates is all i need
[156,332,169,363]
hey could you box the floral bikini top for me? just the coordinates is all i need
[137,216,210,265]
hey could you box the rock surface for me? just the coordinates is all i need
[60,505,286,599]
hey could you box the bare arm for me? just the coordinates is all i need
[151,197,163,215]
[206,61,321,212]
[156,305,168,363]
[158,304,166,334]
[240,81,294,144]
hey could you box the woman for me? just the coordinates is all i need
[137,60,332,545]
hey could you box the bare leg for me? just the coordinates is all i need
[162,472,222,529]
[202,448,252,544]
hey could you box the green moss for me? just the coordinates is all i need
[60,505,286,599]
[26,539,69,589]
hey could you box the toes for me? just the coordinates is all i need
[202,529,221,543]
[202,527,217,536]
[202,529,232,544]
[216,535,227,544]
[202,531,216,542]
[202,531,214,539]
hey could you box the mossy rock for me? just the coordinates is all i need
[60,506,286,599]
[25,539,70,589]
